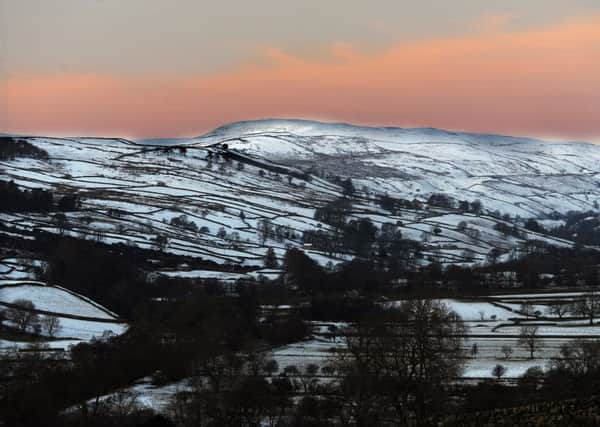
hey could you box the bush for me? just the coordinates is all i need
[0,181,53,212]
[0,137,49,161]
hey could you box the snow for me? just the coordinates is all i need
[158,269,247,281]
[52,317,126,340]
[0,282,118,319]
[1,126,580,271]
[440,299,518,321]
[0,282,127,346]
[491,292,584,299]
[192,119,600,219]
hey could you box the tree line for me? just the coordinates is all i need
[0,180,81,213]
[0,137,49,161]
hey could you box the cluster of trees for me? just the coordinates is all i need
[0,279,309,426]
[456,221,481,240]
[0,137,49,161]
[494,222,524,239]
[169,351,291,426]
[329,176,355,196]
[169,214,199,232]
[42,237,150,317]
[548,210,600,245]
[302,218,379,258]
[458,199,483,214]
[0,299,62,336]
[312,198,422,263]
[532,290,600,324]
[461,337,600,419]
[6,278,600,426]
[523,218,544,233]
[497,245,600,289]
[314,197,353,229]
[162,299,467,426]
[257,219,297,244]
[283,248,393,294]
[0,180,53,212]
[376,194,422,212]
[279,242,600,296]
[426,194,483,214]
[0,180,81,213]
[169,299,600,426]
[264,247,278,268]
[330,300,467,425]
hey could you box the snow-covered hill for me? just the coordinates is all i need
[191,119,600,218]
[0,281,127,349]
[0,121,585,281]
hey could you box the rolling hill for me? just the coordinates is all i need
[1,120,592,284]
[192,119,600,218]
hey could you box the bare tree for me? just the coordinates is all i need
[105,390,141,418]
[549,339,600,375]
[264,247,278,268]
[487,248,502,265]
[335,299,467,425]
[546,302,570,319]
[40,315,62,338]
[518,325,543,359]
[501,345,513,360]
[492,364,507,380]
[4,299,39,333]
[54,213,68,234]
[152,233,169,251]
[518,366,544,391]
[257,218,274,244]
[519,302,535,318]
[299,364,320,393]
[573,289,600,325]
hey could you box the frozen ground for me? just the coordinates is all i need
[270,294,600,380]
[0,282,118,319]
[193,119,600,219]
[0,125,578,281]
[0,281,127,350]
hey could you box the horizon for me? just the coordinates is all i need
[1,1,599,141]
[3,117,599,145]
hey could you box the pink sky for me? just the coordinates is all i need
[2,14,599,140]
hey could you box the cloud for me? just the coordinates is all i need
[2,15,600,140]
[472,13,516,34]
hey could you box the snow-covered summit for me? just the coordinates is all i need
[190,119,600,218]
[198,119,544,145]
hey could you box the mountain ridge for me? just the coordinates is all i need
[195,118,592,146]
[183,119,600,219]
[0,129,576,281]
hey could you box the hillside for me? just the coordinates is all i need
[0,125,577,283]
[192,119,600,219]
[0,281,127,349]
[2,123,600,426]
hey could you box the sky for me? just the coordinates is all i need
[0,0,599,140]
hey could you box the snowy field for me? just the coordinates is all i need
[0,282,118,319]
[195,119,600,219]
[269,293,600,380]
[0,281,127,350]
[76,292,600,413]
[0,125,580,283]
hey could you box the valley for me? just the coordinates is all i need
[2,121,600,425]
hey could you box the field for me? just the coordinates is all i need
[272,291,600,380]
[0,281,127,351]
[0,129,577,285]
